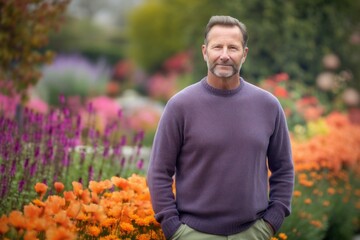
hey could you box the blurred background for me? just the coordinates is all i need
[1,1,360,239]
[1,0,359,146]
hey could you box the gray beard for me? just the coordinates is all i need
[208,62,242,78]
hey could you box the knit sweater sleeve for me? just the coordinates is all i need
[147,98,183,239]
[263,100,295,233]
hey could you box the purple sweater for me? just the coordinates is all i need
[147,77,294,239]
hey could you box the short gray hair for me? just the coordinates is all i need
[204,15,248,47]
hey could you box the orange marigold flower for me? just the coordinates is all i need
[137,234,152,240]
[24,204,42,219]
[304,198,312,204]
[311,220,323,228]
[46,226,76,240]
[327,187,336,195]
[278,232,288,239]
[87,225,101,237]
[32,199,46,207]
[54,182,65,193]
[8,210,26,229]
[72,181,83,196]
[24,230,38,240]
[293,190,302,197]
[54,210,72,227]
[63,191,76,202]
[120,222,134,233]
[66,201,82,218]
[34,182,48,197]
[111,176,129,190]
[0,215,9,234]
[323,200,330,207]
[100,217,117,227]
[100,234,120,240]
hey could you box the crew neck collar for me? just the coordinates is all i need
[201,77,244,96]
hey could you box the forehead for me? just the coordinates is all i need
[207,25,243,45]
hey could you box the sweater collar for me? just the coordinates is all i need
[201,77,244,96]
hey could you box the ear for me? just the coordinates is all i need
[202,44,208,61]
[242,47,249,63]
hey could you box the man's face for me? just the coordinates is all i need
[202,25,248,79]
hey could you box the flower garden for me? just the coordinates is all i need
[1,1,360,239]
[1,83,360,239]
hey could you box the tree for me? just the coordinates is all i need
[0,0,70,102]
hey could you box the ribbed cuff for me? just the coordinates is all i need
[161,216,182,240]
[263,205,286,233]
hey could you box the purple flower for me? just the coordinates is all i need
[136,159,144,170]
[30,162,37,176]
[18,179,25,192]
[88,165,94,181]
[10,161,16,177]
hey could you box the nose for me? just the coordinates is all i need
[220,48,230,61]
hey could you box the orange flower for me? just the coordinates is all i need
[293,190,302,197]
[0,215,9,234]
[327,187,336,195]
[111,176,129,190]
[34,182,48,198]
[66,201,82,218]
[54,182,65,193]
[87,225,101,237]
[24,204,43,219]
[137,234,152,240]
[278,232,288,240]
[304,198,312,204]
[89,180,113,194]
[63,191,76,202]
[24,230,38,240]
[33,199,46,207]
[8,210,26,229]
[120,222,134,233]
[72,181,83,196]
[310,220,323,228]
[45,226,76,240]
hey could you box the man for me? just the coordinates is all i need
[147,15,294,240]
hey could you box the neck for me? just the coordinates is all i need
[206,73,241,90]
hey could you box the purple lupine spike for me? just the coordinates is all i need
[14,138,21,154]
[80,150,86,165]
[113,143,122,156]
[120,157,126,167]
[18,179,25,192]
[120,135,127,146]
[62,150,69,167]
[1,184,8,198]
[136,159,144,170]
[0,164,5,174]
[136,144,142,156]
[10,161,16,177]
[78,177,83,184]
[103,146,110,158]
[23,158,29,169]
[30,162,37,176]
[88,165,94,181]
[34,146,40,158]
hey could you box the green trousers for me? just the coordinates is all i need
[170,219,274,240]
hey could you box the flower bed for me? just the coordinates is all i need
[1,112,359,239]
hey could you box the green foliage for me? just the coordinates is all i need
[0,0,70,102]
[127,0,360,90]
[48,17,127,64]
